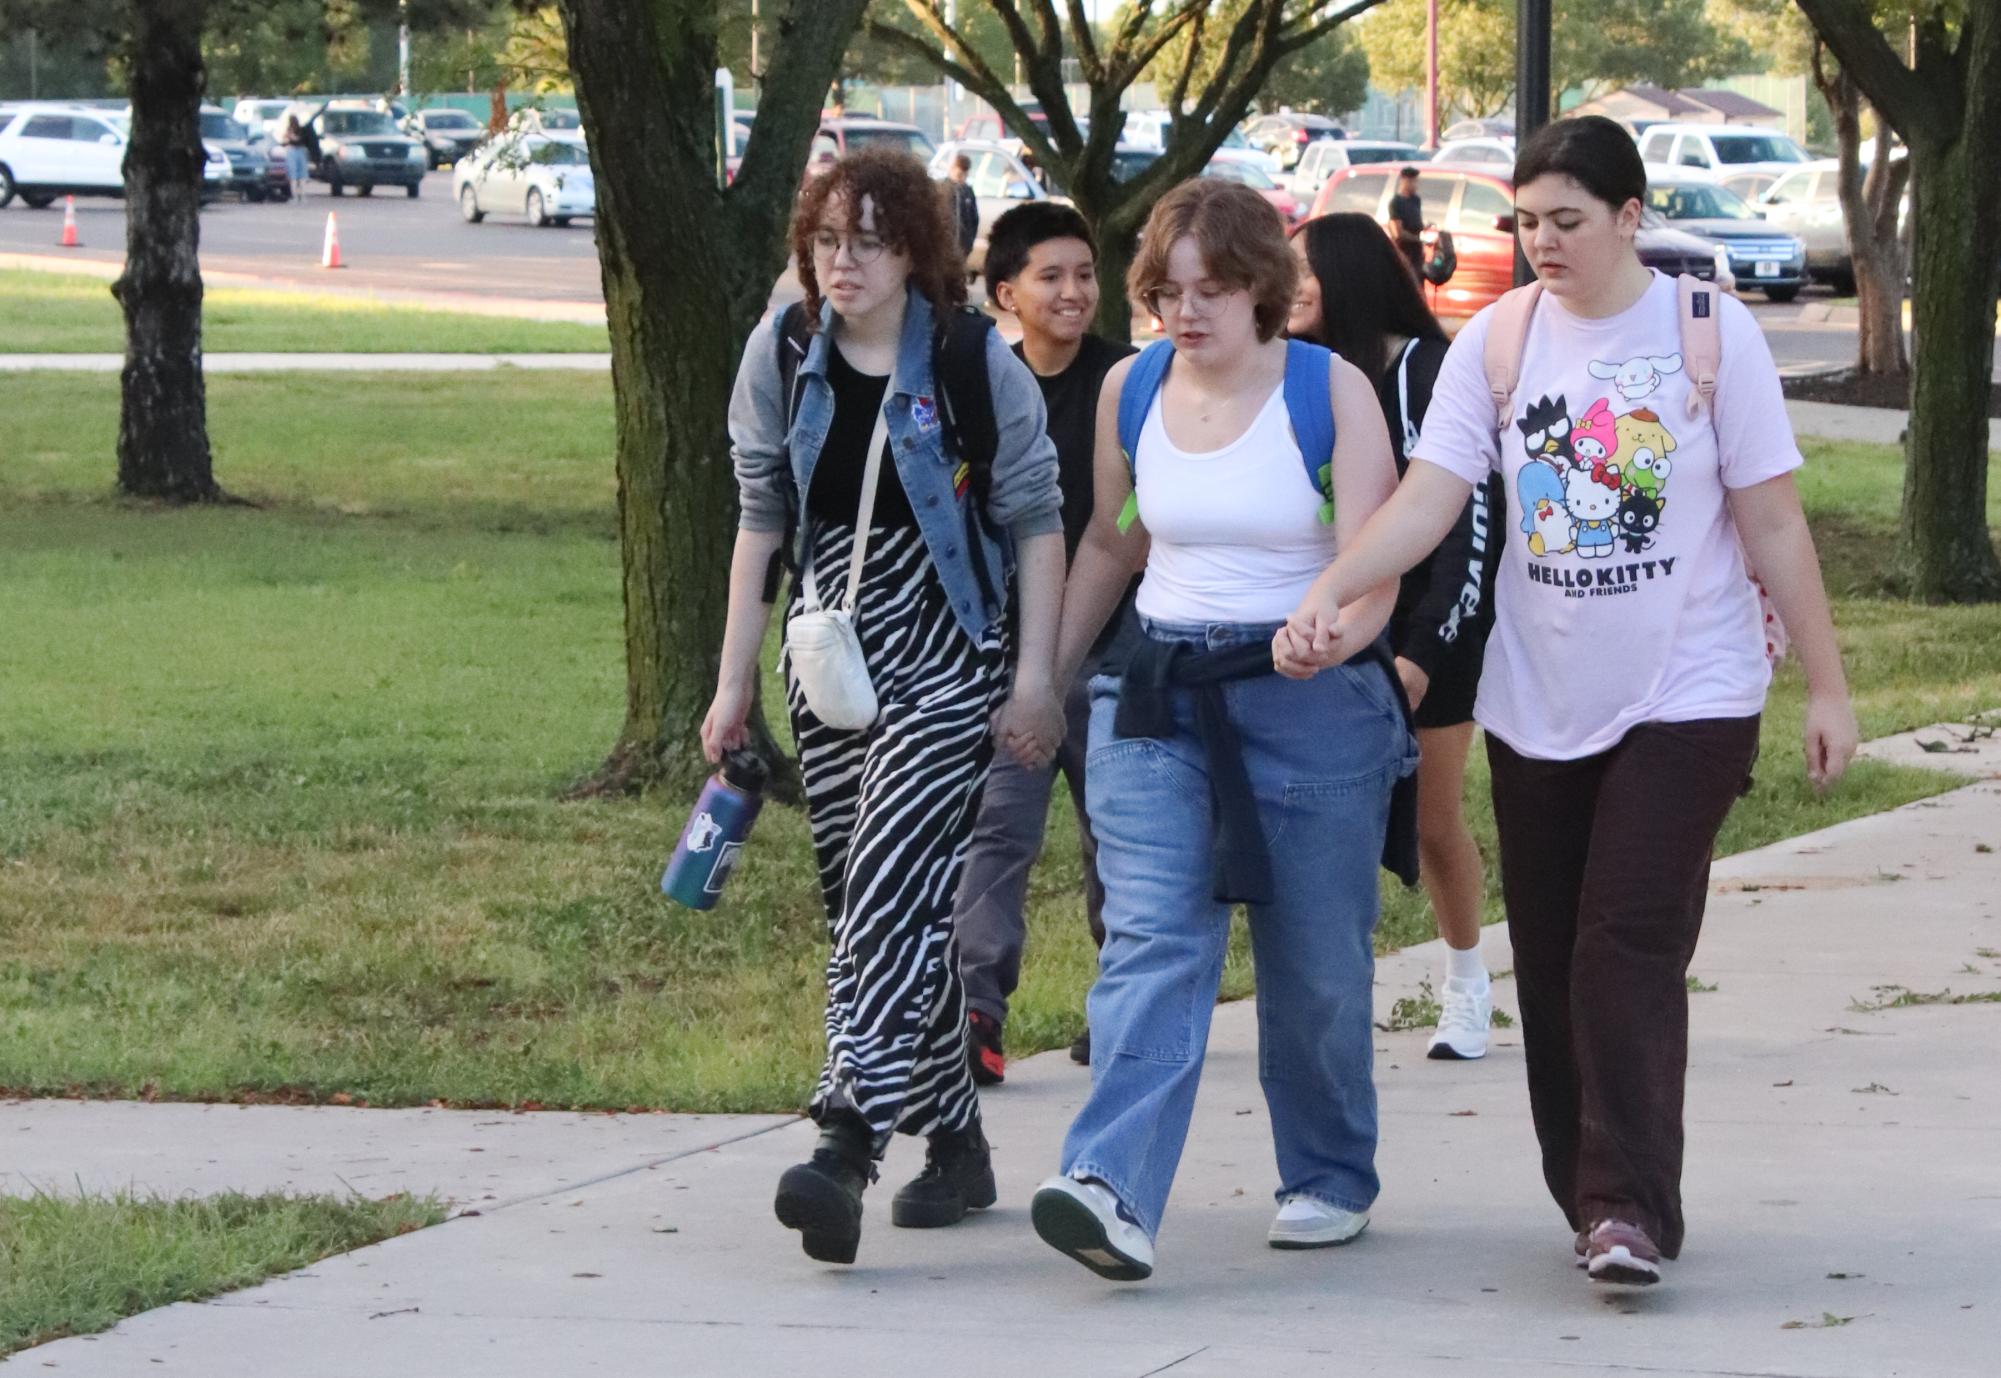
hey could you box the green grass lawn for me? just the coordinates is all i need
[1,371,1997,1110]
[0,1191,444,1355]
[0,270,609,354]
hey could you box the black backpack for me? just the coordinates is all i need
[762,300,1003,606]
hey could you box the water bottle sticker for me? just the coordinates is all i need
[705,841,744,894]
[686,810,722,853]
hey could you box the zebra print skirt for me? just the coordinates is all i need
[784,521,1008,1148]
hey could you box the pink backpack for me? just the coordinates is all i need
[1480,274,1787,666]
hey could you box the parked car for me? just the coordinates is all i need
[306,102,427,197]
[1717,168,1785,205]
[1753,159,1857,289]
[808,116,937,175]
[1116,112,1282,176]
[231,97,299,145]
[1635,123,1810,182]
[455,134,595,226]
[409,107,486,168]
[0,103,225,207]
[927,139,1061,274]
[1644,172,1807,301]
[198,106,277,200]
[1288,138,1425,199]
[1432,137,1515,166]
[1204,157,1302,226]
[958,102,1051,150]
[1442,117,1513,143]
[1310,163,1730,318]
[1242,112,1346,169]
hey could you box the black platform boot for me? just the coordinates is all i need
[890,1121,997,1229]
[774,1112,876,1264]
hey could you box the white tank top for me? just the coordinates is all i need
[1133,380,1338,624]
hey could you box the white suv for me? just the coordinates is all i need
[0,102,228,208]
[1634,123,1811,182]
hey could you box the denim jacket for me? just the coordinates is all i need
[729,285,1062,640]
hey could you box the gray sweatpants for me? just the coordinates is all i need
[952,675,1105,1025]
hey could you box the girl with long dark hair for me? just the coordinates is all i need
[1288,213,1501,1060]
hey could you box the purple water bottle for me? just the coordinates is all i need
[661,750,768,910]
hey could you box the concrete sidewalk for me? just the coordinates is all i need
[7,731,2001,1375]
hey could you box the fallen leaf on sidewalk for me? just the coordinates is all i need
[1772,1080,1794,1087]
[652,1226,679,1234]
[1449,1110,1478,1117]
[1852,1083,1898,1095]
[572,1272,601,1279]
[1826,1271,1864,1279]
[368,1307,420,1320]
[1782,1312,1860,1329]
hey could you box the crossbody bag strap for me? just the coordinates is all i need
[1395,337,1422,455]
[802,398,893,615]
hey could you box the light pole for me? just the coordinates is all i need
[398,0,411,100]
[1425,0,1439,149]
[1513,0,1551,286]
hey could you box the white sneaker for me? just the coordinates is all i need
[1031,1175,1154,1281]
[1426,974,1492,1060]
[1267,1194,1370,1249]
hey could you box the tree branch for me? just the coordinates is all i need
[1111,0,1213,89]
[1065,0,1102,83]
[1167,7,1206,117]
[1795,0,1952,144]
[729,0,873,231]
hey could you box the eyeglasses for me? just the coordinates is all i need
[1143,283,1241,319]
[811,229,887,264]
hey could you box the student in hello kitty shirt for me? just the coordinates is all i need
[1273,116,1857,1290]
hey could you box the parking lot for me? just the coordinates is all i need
[0,167,1946,375]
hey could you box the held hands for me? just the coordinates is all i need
[700,680,753,765]
[1803,690,1860,793]
[1273,586,1351,680]
[995,678,1065,770]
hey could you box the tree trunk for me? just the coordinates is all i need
[557,0,864,795]
[1897,133,2001,602]
[1814,54,1907,377]
[114,0,220,502]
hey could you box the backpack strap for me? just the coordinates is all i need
[933,305,999,499]
[1281,337,1337,525]
[931,305,1005,612]
[1676,273,1722,420]
[1114,340,1176,533]
[1481,282,1541,429]
[765,302,813,603]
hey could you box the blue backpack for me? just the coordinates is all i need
[1114,337,1339,533]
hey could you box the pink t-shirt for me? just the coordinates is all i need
[1411,272,1801,760]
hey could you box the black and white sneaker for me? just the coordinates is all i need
[1031,1175,1154,1281]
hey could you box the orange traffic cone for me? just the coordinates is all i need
[320,211,344,270]
[59,196,79,248]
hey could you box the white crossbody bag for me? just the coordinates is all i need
[785,402,892,731]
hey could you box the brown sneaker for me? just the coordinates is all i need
[1584,1219,1662,1286]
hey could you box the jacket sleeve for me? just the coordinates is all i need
[727,313,792,534]
[979,329,1063,540]
[1393,340,1486,675]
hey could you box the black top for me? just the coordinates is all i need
[806,342,919,529]
[1377,337,1499,677]
[1014,333,1140,675]
[1388,190,1424,237]
[1012,333,1135,560]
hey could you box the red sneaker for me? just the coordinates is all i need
[967,1010,1005,1086]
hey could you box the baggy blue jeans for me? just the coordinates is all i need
[1058,619,1417,1240]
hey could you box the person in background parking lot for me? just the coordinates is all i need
[1388,166,1425,278]
[953,202,1135,1086]
[278,114,310,202]
[948,153,979,258]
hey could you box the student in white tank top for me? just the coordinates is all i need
[1016,178,1416,1283]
